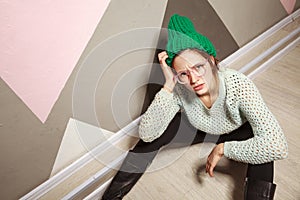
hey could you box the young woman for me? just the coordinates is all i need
[102,14,288,200]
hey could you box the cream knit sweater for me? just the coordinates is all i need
[139,68,288,164]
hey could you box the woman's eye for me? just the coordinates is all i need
[195,65,204,70]
[179,72,188,77]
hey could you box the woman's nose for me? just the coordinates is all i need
[189,71,198,84]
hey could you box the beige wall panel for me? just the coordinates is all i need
[75,0,168,131]
[208,0,290,46]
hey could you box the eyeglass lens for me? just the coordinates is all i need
[176,64,206,84]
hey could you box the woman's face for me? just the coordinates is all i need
[173,50,217,97]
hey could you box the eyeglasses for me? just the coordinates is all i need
[174,59,208,84]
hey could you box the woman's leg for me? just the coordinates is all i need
[247,162,273,183]
[102,112,198,199]
[102,112,276,199]
[244,162,276,200]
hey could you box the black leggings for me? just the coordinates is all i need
[125,112,273,182]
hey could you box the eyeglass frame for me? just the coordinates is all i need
[173,59,208,84]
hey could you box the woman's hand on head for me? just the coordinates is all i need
[158,51,176,92]
[206,143,224,177]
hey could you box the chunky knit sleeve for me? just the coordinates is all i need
[138,88,181,142]
[223,73,288,164]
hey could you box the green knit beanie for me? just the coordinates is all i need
[166,14,216,66]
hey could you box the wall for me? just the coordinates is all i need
[208,0,299,46]
[74,0,168,131]
[0,1,168,199]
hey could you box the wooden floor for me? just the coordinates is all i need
[124,38,300,199]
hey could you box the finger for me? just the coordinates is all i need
[206,164,209,174]
[159,54,169,65]
[208,165,215,177]
[206,160,210,174]
[158,51,168,60]
[158,51,167,60]
[158,51,167,56]
[206,156,213,176]
[206,155,211,172]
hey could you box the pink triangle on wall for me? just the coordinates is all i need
[0,0,111,123]
[280,0,296,14]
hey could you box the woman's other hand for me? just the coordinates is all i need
[206,143,224,177]
[158,51,176,93]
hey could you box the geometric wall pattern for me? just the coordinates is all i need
[0,0,296,199]
[50,118,113,176]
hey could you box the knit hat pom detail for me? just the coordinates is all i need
[168,14,197,34]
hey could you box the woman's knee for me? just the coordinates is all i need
[131,139,163,153]
[246,161,274,182]
[132,112,184,153]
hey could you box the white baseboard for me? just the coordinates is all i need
[239,26,300,74]
[20,117,140,200]
[248,36,300,79]
[62,153,127,200]
[220,8,300,68]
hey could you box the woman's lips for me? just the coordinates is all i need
[193,83,205,91]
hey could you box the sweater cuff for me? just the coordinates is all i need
[159,87,174,99]
[223,141,236,159]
